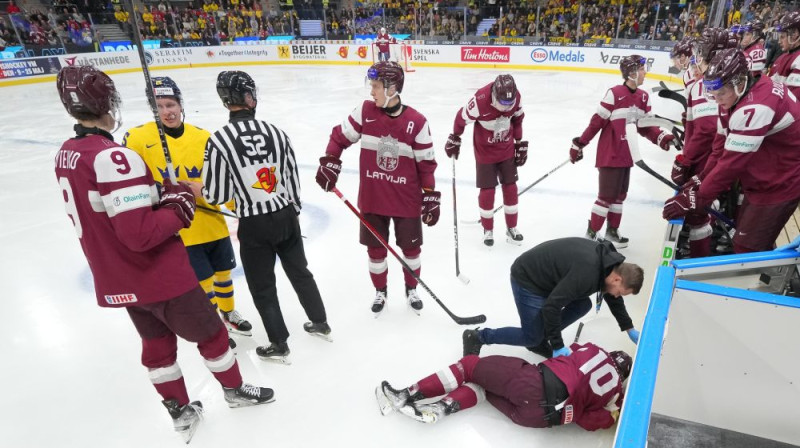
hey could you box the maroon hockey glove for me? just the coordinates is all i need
[316,155,342,192]
[671,154,690,185]
[657,132,675,151]
[514,141,528,167]
[421,190,441,226]
[681,174,702,191]
[570,137,585,164]
[445,134,461,159]
[160,181,196,228]
[663,188,698,220]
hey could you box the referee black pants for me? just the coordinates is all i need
[238,206,327,344]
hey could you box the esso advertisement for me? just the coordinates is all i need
[530,47,585,63]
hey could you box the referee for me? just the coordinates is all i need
[196,70,331,364]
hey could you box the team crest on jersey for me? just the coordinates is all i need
[377,136,400,172]
[492,116,511,143]
[251,166,279,193]
[184,166,201,179]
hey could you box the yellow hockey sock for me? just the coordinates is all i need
[199,276,216,309]
[214,270,235,313]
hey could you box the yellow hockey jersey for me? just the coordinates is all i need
[122,122,230,246]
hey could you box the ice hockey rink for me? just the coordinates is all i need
[0,64,682,447]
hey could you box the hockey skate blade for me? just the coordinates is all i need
[258,355,292,365]
[307,332,333,343]
[505,237,523,246]
[398,405,435,424]
[226,396,276,408]
[375,385,395,416]
[226,327,253,337]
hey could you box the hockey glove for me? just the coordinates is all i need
[627,328,640,345]
[681,175,702,191]
[569,137,585,164]
[421,190,441,226]
[657,132,676,151]
[316,155,342,192]
[552,346,572,358]
[445,134,461,159]
[160,181,196,228]
[671,154,690,185]
[514,141,528,167]
[662,188,698,220]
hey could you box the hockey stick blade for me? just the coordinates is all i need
[455,314,487,325]
[574,322,585,344]
[457,273,471,285]
[657,88,687,109]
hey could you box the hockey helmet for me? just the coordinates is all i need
[380,27,386,34]
[670,36,695,59]
[777,11,800,33]
[367,61,404,94]
[703,48,749,93]
[610,350,632,380]
[216,70,258,109]
[492,74,517,105]
[620,54,647,80]
[57,66,121,119]
[741,20,765,40]
[151,76,183,105]
[693,27,737,65]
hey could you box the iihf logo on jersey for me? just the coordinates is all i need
[252,166,279,193]
[377,136,400,172]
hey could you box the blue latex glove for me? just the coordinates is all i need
[775,235,800,251]
[627,328,640,345]
[552,346,572,358]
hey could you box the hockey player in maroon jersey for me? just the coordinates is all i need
[739,20,767,77]
[316,61,438,316]
[671,35,698,97]
[664,48,800,252]
[375,27,397,62]
[445,74,528,246]
[375,343,631,431]
[53,66,274,444]
[569,55,676,249]
[769,11,800,97]
[671,28,738,258]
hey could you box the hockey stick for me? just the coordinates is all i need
[626,123,736,228]
[122,0,177,186]
[655,81,687,109]
[198,205,237,218]
[331,187,486,325]
[452,159,470,284]
[462,159,570,224]
[574,300,602,344]
[638,116,685,151]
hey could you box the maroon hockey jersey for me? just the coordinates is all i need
[683,75,723,173]
[542,342,625,431]
[699,76,800,205]
[578,84,664,167]
[326,100,436,217]
[743,41,767,77]
[452,82,524,164]
[375,33,396,53]
[54,132,198,308]
[769,48,800,98]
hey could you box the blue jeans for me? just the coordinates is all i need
[479,277,592,347]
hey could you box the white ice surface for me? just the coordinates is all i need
[0,65,682,447]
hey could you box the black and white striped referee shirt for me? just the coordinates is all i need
[202,109,301,217]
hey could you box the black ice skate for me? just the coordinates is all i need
[585,220,598,241]
[303,321,333,342]
[221,309,253,336]
[375,380,424,416]
[223,383,276,408]
[483,229,494,247]
[604,227,629,249]
[399,398,461,424]
[462,328,483,356]
[228,337,236,349]
[372,288,387,317]
[256,342,291,365]
[163,399,203,444]
[506,227,524,246]
[406,287,423,315]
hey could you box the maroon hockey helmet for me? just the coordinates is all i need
[620,54,647,80]
[492,74,517,106]
[57,66,120,118]
[777,11,800,33]
[670,36,695,59]
[694,27,737,64]
[741,20,766,40]
[703,48,749,92]
[367,61,405,93]
[610,350,632,380]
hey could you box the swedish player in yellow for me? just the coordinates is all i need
[122,77,253,343]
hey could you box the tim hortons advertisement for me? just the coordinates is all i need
[460,46,510,63]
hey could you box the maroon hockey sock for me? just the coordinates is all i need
[401,247,421,289]
[690,237,711,257]
[415,355,479,397]
[444,384,484,410]
[198,327,243,389]
[478,188,495,230]
[607,202,623,229]
[367,247,389,289]
[501,183,518,228]
[153,376,191,406]
[590,199,610,232]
